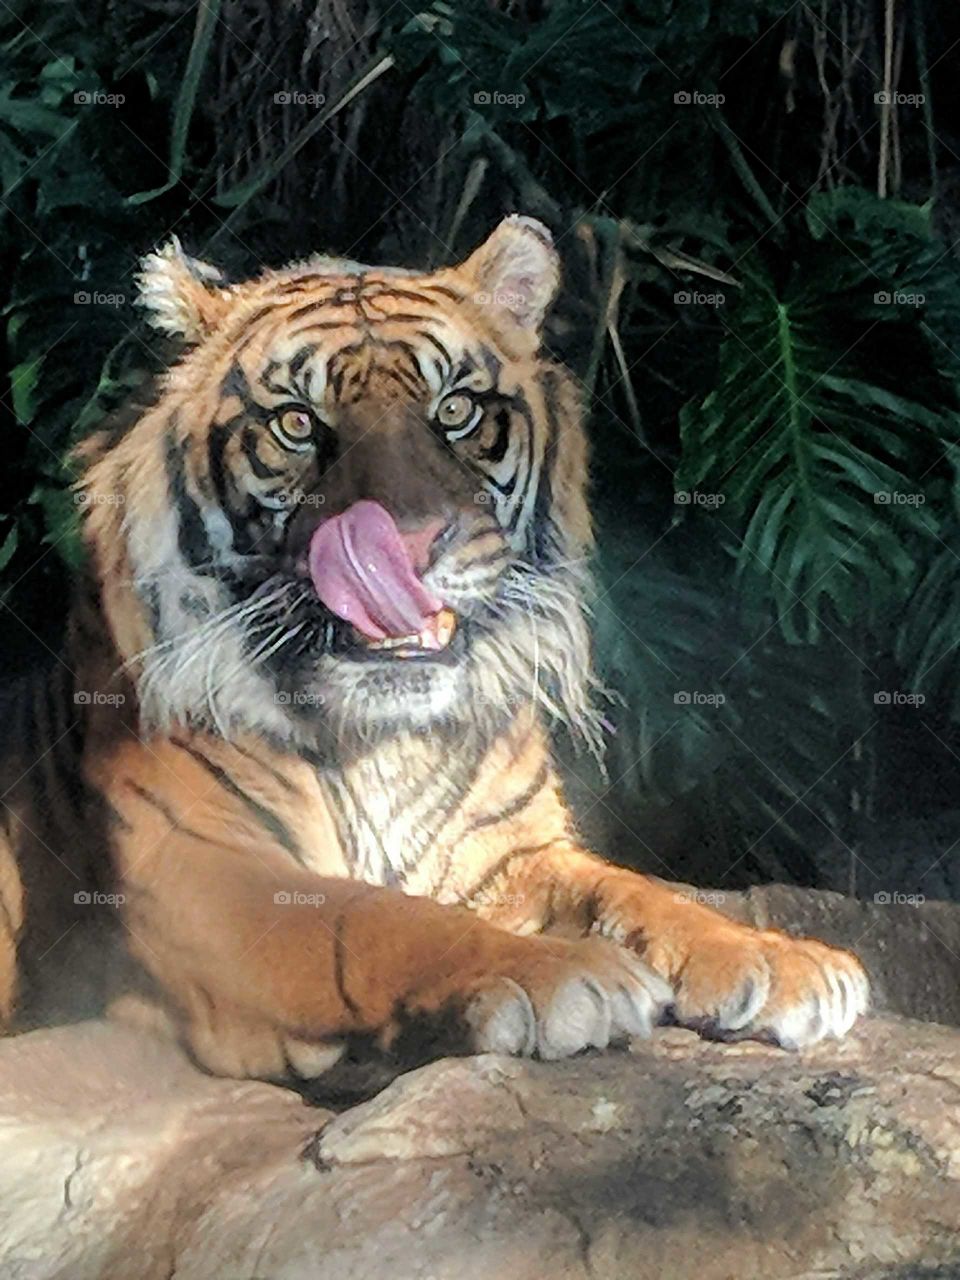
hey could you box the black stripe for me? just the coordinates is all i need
[368,311,436,325]
[241,427,284,480]
[417,283,466,303]
[368,286,445,307]
[464,763,548,833]
[413,329,452,366]
[260,360,296,398]
[231,305,280,351]
[288,344,317,379]
[481,407,513,465]
[533,370,562,562]
[172,740,303,859]
[165,423,215,573]
[288,306,355,326]
[507,392,536,534]
[462,842,561,905]
[125,781,220,847]
[230,741,299,793]
[480,346,503,384]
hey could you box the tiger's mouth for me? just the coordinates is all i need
[340,607,460,662]
[307,501,463,665]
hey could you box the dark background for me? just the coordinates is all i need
[1,0,959,901]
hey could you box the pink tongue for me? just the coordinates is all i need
[308,500,442,640]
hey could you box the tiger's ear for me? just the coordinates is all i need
[460,215,559,330]
[135,237,233,341]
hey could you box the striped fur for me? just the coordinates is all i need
[0,218,868,1082]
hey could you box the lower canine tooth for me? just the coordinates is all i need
[419,607,457,650]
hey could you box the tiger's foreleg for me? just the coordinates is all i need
[116,837,669,1080]
[467,842,869,1048]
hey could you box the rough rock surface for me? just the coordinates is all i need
[0,889,958,1280]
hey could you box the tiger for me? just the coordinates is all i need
[0,215,868,1087]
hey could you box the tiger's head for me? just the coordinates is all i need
[79,217,600,755]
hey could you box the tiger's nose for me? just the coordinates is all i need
[398,517,449,573]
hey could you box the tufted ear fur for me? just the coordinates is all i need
[460,215,560,330]
[135,237,234,342]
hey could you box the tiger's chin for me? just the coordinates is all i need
[281,627,475,751]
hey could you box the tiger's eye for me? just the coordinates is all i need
[272,407,316,450]
[437,392,475,430]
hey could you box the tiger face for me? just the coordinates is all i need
[79,218,598,754]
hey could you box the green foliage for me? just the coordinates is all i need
[677,206,960,642]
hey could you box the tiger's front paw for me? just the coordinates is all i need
[464,936,672,1060]
[646,922,869,1048]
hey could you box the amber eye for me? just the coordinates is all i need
[270,406,317,452]
[436,392,479,439]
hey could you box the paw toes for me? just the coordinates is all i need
[719,963,771,1031]
[609,957,672,1037]
[467,978,537,1055]
[539,976,612,1060]
[284,1038,346,1079]
[758,947,871,1048]
[667,933,869,1049]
